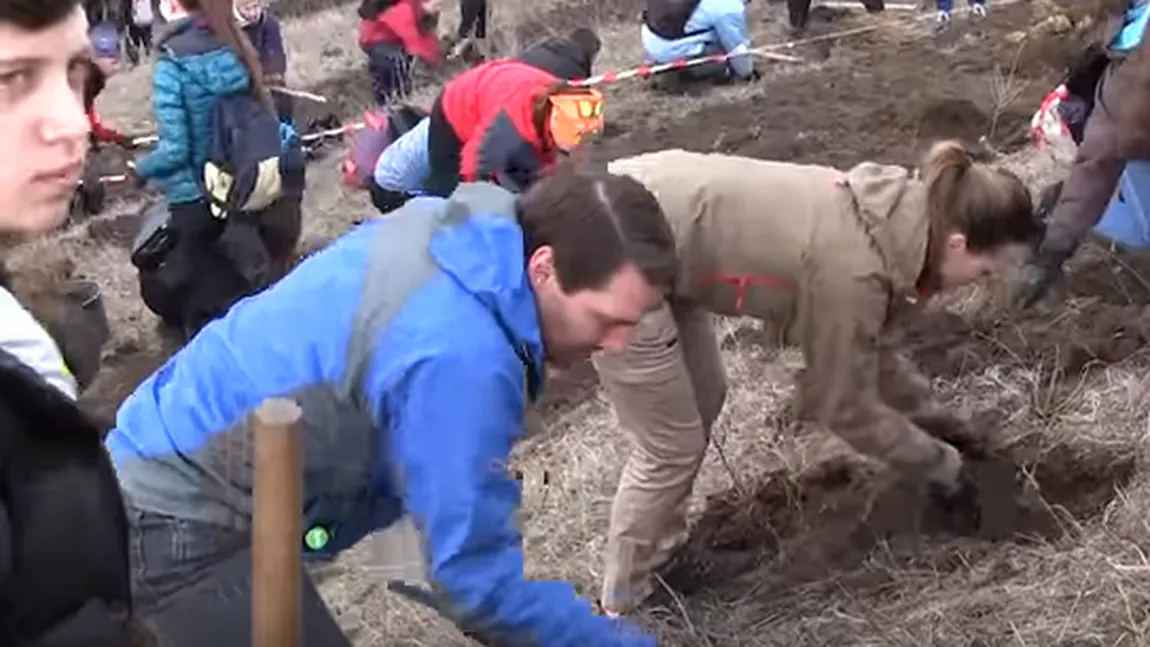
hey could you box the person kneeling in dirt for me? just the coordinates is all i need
[424,59,605,197]
[517,27,603,81]
[74,19,140,218]
[641,0,758,94]
[357,0,442,106]
[104,167,677,647]
[0,1,140,644]
[365,37,604,215]
[1018,0,1150,307]
[131,0,303,339]
[594,141,1042,616]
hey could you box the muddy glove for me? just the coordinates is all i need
[1016,250,1067,309]
[923,443,980,529]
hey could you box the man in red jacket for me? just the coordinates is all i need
[357,0,442,106]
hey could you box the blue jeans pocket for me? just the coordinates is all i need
[129,508,246,612]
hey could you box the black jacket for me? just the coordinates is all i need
[0,349,135,646]
[516,32,601,81]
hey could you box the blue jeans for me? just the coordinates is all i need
[127,507,350,647]
[937,0,986,10]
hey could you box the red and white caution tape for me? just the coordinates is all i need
[84,123,367,186]
[567,24,880,87]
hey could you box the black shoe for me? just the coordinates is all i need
[651,543,760,603]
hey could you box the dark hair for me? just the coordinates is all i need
[922,140,1040,256]
[1,0,80,28]
[569,27,601,58]
[358,0,401,19]
[516,162,678,293]
[181,0,274,112]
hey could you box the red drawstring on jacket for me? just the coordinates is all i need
[698,271,792,312]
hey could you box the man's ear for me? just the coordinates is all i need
[526,245,556,289]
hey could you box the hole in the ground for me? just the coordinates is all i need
[685,431,1136,590]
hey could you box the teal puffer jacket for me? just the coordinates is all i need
[135,17,251,205]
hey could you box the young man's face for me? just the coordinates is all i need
[529,246,660,367]
[0,6,91,236]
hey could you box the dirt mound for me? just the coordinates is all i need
[686,426,1136,591]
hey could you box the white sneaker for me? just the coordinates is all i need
[935,10,951,26]
[970,3,987,19]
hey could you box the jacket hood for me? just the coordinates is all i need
[425,183,545,379]
[842,162,929,296]
[157,17,252,96]
[517,36,596,80]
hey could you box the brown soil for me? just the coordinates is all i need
[592,1,1085,168]
[680,429,1136,599]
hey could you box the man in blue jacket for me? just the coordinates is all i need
[105,167,679,646]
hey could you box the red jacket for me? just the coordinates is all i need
[83,61,127,145]
[88,108,127,145]
[440,60,560,189]
[358,0,441,65]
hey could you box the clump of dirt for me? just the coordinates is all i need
[685,422,1136,589]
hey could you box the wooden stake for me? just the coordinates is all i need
[252,398,304,647]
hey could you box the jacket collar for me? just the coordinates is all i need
[842,163,930,300]
[424,183,545,398]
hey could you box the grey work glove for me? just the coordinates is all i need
[1016,250,1067,309]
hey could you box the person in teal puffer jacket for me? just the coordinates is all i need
[133,0,298,337]
[135,0,273,215]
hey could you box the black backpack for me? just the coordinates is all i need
[161,47,305,221]
[201,92,306,219]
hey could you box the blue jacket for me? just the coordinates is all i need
[642,0,754,78]
[243,14,288,77]
[135,17,252,205]
[105,184,655,647]
[374,116,431,193]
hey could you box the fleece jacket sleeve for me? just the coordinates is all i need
[381,350,657,647]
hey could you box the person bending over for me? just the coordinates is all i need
[424,58,604,196]
[105,167,678,646]
[596,142,1041,615]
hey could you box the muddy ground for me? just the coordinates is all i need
[23,0,1149,642]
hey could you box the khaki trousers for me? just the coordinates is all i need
[592,300,727,613]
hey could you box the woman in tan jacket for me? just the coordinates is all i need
[595,141,1041,614]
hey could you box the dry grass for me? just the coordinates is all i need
[10,0,1150,644]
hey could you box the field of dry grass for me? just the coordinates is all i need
[6,0,1150,644]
